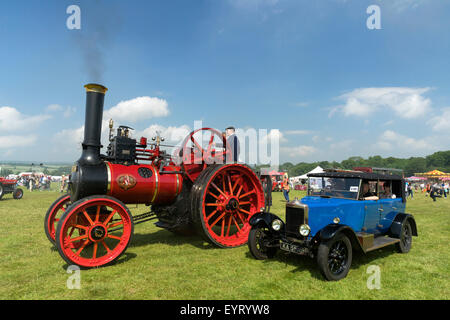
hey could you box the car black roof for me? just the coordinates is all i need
[308,170,404,181]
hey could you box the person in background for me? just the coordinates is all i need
[283,176,290,202]
[407,182,413,199]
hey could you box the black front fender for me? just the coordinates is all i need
[315,224,365,252]
[249,211,282,229]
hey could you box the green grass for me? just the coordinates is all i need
[1,186,449,300]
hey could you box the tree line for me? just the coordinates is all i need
[274,150,450,178]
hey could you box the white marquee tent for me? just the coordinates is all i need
[291,166,324,182]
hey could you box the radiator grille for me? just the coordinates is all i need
[286,206,305,235]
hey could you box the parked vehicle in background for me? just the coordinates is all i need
[0,177,24,200]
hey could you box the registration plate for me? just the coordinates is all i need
[280,242,307,255]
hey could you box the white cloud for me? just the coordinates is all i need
[46,104,63,112]
[0,134,37,149]
[331,87,432,119]
[427,107,450,132]
[374,130,433,152]
[284,130,313,135]
[137,124,191,144]
[104,96,169,123]
[0,106,51,132]
[281,145,317,157]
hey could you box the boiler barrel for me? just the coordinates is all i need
[105,163,182,205]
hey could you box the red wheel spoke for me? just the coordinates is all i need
[205,203,220,207]
[68,227,75,237]
[210,212,226,228]
[208,192,220,200]
[82,210,94,226]
[238,201,251,206]
[92,243,98,259]
[239,208,252,215]
[75,239,90,255]
[103,210,117,225]
[61,207,66,212]
[236,211,245,225]
[227,174,233,196]
[54,218,60,222]
[226,216,232,237]
[101,240,111,253]
[191,136,204,154]
[108,235,122,241]
[95,206,101,223]
[74,224,88,231]
[107,221,123,229]
[235,185,244,198]
[206,210,218,221]
[231,177,241,194]
[211,182,227,198]
[231,215,241,231]
[220,217,225,237]
[239,190,256,199]
[69,235,88,243]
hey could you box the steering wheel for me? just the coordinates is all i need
[180,128,229,182]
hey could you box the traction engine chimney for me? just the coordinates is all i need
[78,83,108,166]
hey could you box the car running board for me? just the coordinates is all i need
[367,236,400,252]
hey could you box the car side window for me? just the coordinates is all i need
[360,180,379,200]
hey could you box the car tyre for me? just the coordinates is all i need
[395,220,412,253]
[248,227,277,260]
[0,184,4,200]
[317,233,352,281]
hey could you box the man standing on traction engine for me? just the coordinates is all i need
[225,126,240,163]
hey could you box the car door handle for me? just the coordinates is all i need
[378,208,384,212]
[392,207,398,210]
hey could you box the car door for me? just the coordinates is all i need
[362,200,380,234]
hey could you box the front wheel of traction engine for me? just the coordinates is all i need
[191,164,265,248]
[55,195,134,269]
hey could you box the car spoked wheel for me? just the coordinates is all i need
[396,220,412,253]
[248,227,277,260]
[13,188,23,199]
[44,194,72,245]
[55,195,133,268]
[317,234,352,281]
[192,164,265,248]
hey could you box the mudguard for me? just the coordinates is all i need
[316,224,365,252]
[249,211,282,229]
[388,213,418,238]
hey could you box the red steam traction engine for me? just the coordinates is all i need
[44,84,265,268]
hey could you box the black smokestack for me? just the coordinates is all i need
[78,83,108,166]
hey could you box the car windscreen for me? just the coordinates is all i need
[308,177,361,200]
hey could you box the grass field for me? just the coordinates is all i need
[1,185,449,300]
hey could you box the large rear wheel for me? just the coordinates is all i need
[191,164,265,248]
[55,195,133,268]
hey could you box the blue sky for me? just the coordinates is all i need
[0,0,449,164]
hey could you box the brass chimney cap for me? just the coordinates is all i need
[84,83,108,94]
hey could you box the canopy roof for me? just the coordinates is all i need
[415,170,450,178]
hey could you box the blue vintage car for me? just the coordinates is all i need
[248,170,418,281]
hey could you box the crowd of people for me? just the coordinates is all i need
[406,181,449,201]
[16,174,69,193]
